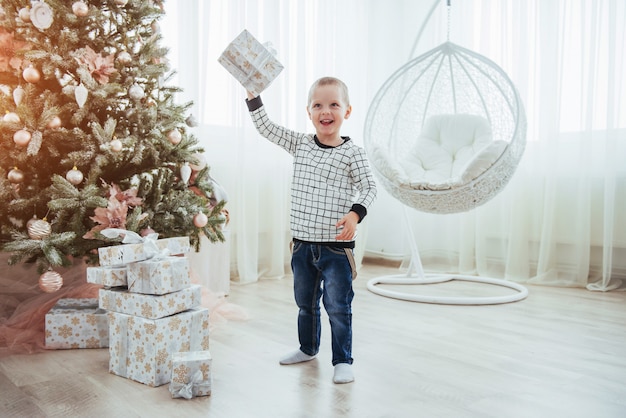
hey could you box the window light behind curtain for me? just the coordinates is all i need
[162,1,625,289]
[161,0,372,284]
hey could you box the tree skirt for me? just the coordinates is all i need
[0,254,248,357]
[0,254,99,356]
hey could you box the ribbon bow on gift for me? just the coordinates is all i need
[172,370,204,400]
[100,228,170,260]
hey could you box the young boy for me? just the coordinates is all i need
[245,77,377,384]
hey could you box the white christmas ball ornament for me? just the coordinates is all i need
[13,129,31,146]
[19,7,31,22]
[110,138,123,152]
[193,212,208,228]
[167,129,182,145]
[66,166,84,185]
[28,218,51,239]
[39,270,63,293]
[128,84,145,100]
[27,216,38,230]
[47,116,62,129]
[7,167,25,183]
[3,112,20,123]
[185,114,198,127]
[72,1,89,16]
[115,0,129,6]
[117,51,132,65]
[189,153,207,171]
[23,66,41,83]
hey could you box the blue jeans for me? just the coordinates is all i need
[291,241,355,366]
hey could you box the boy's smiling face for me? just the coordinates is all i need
[307,84,352,144]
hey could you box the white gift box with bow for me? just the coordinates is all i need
[127,256,191,295]
[45,298,108,349]
[108,308,210,387]
[218,29,284,96]
[99,285,201,320]
[86,265,127,288]
[97,229,190,267]
[169,351,212,399]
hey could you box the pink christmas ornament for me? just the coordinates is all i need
[28,218,51,240]
[19,7,31,22]
[13,129,31,146]
[7,167,25,183]
[189,152,207,171]
[193,212,208,227]
[47,116,62,129]
[39,270,63,293]
[72,1,89,17]
[140,227,156,237]
[23,66,41,83]
[167,129,182,145]
[3,112,20,123]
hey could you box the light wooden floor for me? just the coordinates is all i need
[2,261,626,418]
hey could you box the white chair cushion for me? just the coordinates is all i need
[371,114,506,190]
[458,140,508,184]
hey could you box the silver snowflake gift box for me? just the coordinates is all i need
[99,284,202,320]
[108,308,210,387]
[86,265,128,288]
[218,29,284,96]
[127,256,191,296]
[169,350,212,399]
[97,232,191,267]
[44,298,109,349]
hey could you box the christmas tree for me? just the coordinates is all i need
[0,0,225,278]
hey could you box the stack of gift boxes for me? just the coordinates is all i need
[44,235,212,398]
[91,236,212,396]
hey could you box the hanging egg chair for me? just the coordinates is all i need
[364,1,528,304]
[365,42,526,214]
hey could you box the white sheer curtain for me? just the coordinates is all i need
[161,0,372,284]
[372,0,625,290]
[162,0,625,289]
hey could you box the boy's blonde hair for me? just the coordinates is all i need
[308,77,350,107]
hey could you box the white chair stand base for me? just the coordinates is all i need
[366,207,528,305]
[367,273,528,305]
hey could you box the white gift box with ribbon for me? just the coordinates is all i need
[86,265,127,288]
[127,256,191,295]
[169,350,212,399]
[108,308,210,387]
[97,229,191,267]
[99,285,201,320]
[218,29,284,96]
[45,298,108,349]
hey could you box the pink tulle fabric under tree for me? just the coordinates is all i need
[0,253,247,357]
